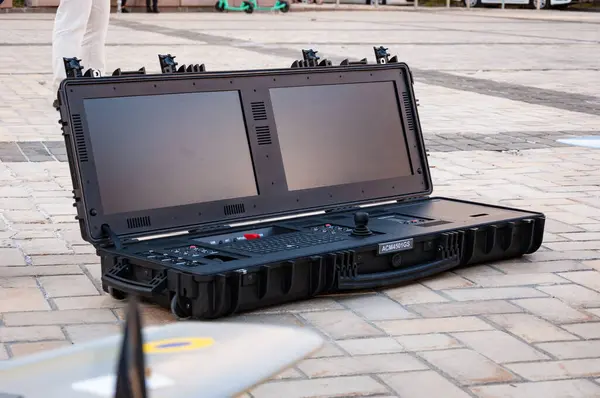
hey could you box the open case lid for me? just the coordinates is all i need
[56,53,432,245]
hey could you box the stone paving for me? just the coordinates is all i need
[1,7,600,398]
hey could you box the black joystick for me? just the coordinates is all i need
[351,211,372,237]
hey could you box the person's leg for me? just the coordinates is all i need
[51,0,94,97]
[146,0,159,12]
[80,0,111,77]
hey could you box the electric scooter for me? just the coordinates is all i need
[215,0,290,13]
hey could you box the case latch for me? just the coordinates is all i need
[374,46,399,65]
[62,56,145,80]
[291,49,332,68]
[334,251,358,282]
[440,231,462,260]
[158,54,206,74]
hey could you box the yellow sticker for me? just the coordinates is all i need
[143,337,215,354]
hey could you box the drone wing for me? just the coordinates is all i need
[0,306,323,398]
[114,296,147,398]
[556,136,600,149]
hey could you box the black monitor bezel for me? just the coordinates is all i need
[59,63,431,244]
[81,89,261,215]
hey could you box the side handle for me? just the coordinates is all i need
[102,260,167,297]
[337,253,460,290]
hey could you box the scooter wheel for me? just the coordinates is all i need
[215,1,225,11]
[170,295,192,321]
[243,1,254,13]
[280,0,290,12]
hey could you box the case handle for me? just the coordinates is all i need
[102,261,167,297]
[336,253,460,290]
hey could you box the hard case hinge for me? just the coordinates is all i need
[188,224,231,234]
[57,99,70,135]
[396,195,426,204]
[71,188,82,200]
[325,205,360,214]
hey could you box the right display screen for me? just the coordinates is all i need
[269,81,413,192]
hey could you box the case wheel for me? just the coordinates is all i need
[108,287,127,301]
[243,1,254,13]
[215,1,225,11]
[280,0,290,12]
[170,295,192,320]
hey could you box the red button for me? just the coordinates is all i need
[189,245,197,249]
[244,233,260,240]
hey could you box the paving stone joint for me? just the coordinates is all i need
[1,7,600,398]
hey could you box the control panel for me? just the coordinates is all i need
[307,223,353,234]
[135,211,384,265]
[136,245,240,266]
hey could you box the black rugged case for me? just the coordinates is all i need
[55,56,545,320]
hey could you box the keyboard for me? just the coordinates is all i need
[221,230,349,255]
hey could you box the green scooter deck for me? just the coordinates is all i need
[215,0,289,13]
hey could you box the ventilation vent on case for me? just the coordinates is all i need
[255,126,272,145]
[402,92,415,131]
[251,102,267,121]
[72,114,88,162]
[224,203,245,216]
[126,216,151,229]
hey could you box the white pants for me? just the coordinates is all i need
[51,0,110,96]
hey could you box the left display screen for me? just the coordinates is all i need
[83,91,258,215]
